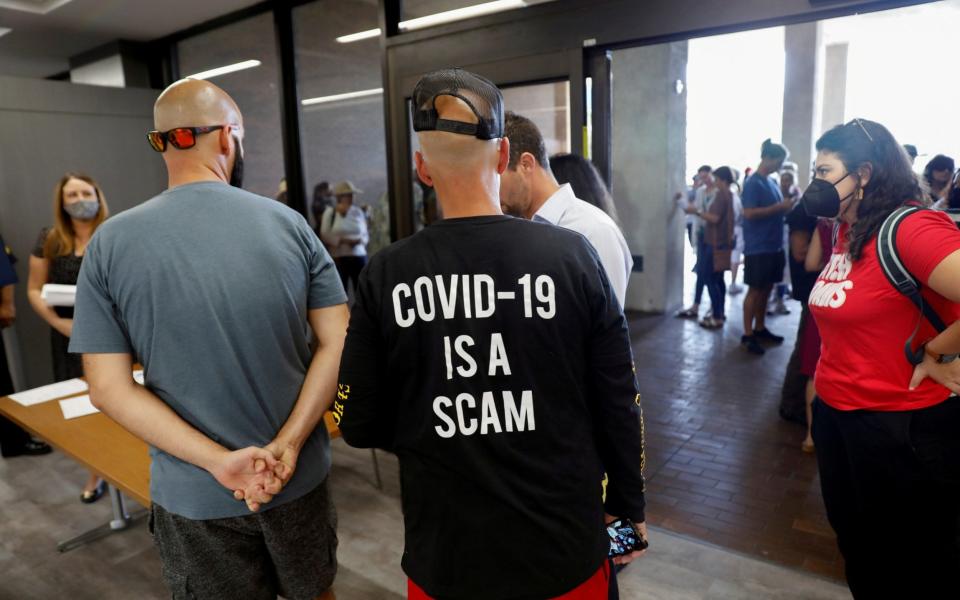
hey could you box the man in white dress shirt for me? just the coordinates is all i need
[499,111,633,308]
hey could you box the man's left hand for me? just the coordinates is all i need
[264,438,300,486]
[605,513,648,566]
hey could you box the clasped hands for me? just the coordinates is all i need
[210,439,299,513]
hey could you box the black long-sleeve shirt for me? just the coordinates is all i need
[336,215,645,600]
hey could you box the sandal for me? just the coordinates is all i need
[801,439,815,454]
[676,307,699,319]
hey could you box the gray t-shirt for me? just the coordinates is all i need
[70,181,347,520]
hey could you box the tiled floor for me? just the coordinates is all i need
[1,437,851,599]
[0,248,851,595]
[629,271,843,580]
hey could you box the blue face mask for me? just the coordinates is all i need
[64,200,100,221]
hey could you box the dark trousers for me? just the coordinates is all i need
[706,271,726,320]
[693,241,708,306]
[0,331,30,457]
[696,243,726,318]
[812,397,960,598]
[335,256,367,297]
[51,327,83,381]
[608,560,620,600]
[779,305,810,424]
[693,275,705,306]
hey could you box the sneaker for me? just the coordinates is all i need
[699,316,723,329]
[754,328,784,344]
[728,284,743,295]
[774,301,791,315]
[675,306,699,319]
[741,335,765,355]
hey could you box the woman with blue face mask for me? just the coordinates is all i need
[27,172,110,504]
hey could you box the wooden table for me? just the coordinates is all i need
[0,384,343,551]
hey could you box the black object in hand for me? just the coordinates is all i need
[607,518,648,558]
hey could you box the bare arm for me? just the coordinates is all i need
[922,250,960,357]
[318,207,339,248]
[84,352,280,506]
[907,250,960,393]
[789,230,811,263]
[743,197,795,220]
[27,256,71,337]
[0,284,14,327]
[233,304,351,509]
[269,304,349,473]
[359,217,370,246]
[682,202,719,223]
[804,228,825,273]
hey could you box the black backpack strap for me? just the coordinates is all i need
[877,206,948,365]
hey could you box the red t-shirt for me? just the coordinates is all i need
[810,209,960,411]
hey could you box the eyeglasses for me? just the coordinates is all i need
[848,118,874,143]
[147,126,226,152]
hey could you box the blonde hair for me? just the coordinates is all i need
[43,172,110,259]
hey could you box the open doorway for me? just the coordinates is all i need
[601,0,960,582]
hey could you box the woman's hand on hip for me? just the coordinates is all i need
[910,352,960,394]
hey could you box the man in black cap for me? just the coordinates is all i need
[336,68,647,599]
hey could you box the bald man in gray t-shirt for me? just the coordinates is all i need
[71,78,347,600]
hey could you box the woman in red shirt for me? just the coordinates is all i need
[801,119,960,599]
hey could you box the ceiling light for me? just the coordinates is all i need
[0,0,72,15]
[301,88,383,106]
[336,0,546,43]
[401,0,526,31]
[186,60,261,80]
[336,29,380,43]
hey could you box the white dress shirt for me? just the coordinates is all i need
[320,205,369,258]
[533,184,633,307]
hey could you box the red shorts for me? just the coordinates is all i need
[407,561,610,599]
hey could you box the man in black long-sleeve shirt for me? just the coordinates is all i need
[335,68,647,600]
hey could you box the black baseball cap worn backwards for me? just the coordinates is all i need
[412,68,504,140]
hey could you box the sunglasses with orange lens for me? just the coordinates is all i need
[146,125,226,152]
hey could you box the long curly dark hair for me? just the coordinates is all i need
[815,119,921,261]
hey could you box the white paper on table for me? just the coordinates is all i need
[59,395,100,420]
[40,284,77,307]
[8,378,89,406]
[133,370,144,385]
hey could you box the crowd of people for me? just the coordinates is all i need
[1,67,959,600]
